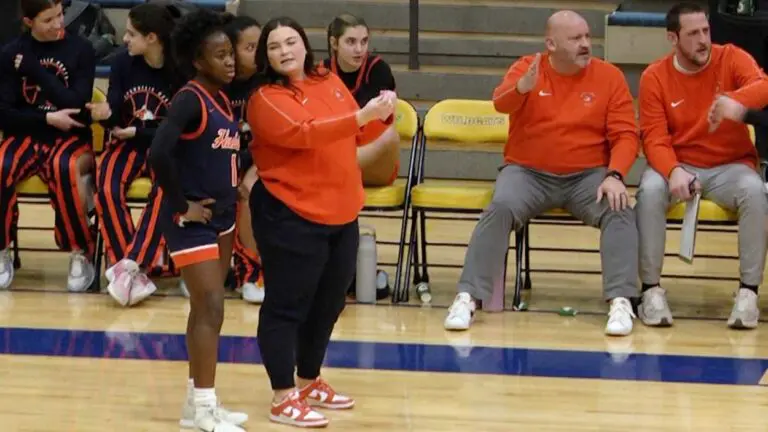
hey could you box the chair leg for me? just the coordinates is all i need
[400,207,420,303]
[418,209,430,285]
[524,223,532,290]
[512,225,526,310]
[392,204,411,303]
[90,216,103,293]
[11,202,20,270]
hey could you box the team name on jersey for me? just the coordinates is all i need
[212,128,241,150]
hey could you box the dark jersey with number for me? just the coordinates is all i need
[175,80,240,209]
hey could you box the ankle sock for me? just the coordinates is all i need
[187,378,194,397]
[194,387,217,409]
[641,283,659,293]
[740,282,758,295]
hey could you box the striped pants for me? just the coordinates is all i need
[0,135,95,255]
[95,141,165,270]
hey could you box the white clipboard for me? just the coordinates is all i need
[678,192,701,264]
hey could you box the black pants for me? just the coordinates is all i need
[250,180,359,390]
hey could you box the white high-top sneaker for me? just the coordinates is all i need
[180,397,248,429]
[67,252,95,292]
[0,248,14,290]
[191,405,246,432]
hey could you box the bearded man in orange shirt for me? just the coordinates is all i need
[443,10,641,337]
[636,3,768,330]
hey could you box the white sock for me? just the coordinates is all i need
[194,387,217,409]
[186,378,194,397]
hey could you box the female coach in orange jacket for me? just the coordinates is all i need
[245,16,395,428]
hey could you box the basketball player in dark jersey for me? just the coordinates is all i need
[148,9,247,432]
[89,3,181,307]
[324,13,400,187]
[0,0,97,292]
[222,15,265,304]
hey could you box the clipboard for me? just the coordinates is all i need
[678,192,701,264]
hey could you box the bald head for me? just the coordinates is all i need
[544,10,592,72]
[545,10,589,37]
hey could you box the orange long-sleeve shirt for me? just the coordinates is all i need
[492,53,639,177]
[638,43,768,178]
[247,71,390,225]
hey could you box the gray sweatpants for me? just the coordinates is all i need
[635,163,768,287]
[457,164,639,302]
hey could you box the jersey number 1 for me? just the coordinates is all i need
[231,154,238,188]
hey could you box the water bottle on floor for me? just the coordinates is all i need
[356,225,377,304]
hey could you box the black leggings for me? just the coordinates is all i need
[251,180,358,390]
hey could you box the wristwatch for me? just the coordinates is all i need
[606,170,624,183]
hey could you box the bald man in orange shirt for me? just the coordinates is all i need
[444,10,641,337]
[636,3,768,330]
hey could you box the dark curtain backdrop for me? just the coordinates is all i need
[0,0,21,47]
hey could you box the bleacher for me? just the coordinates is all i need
[5,0,758,315]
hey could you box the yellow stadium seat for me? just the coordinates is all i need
[409,99,507,211]
[91,87,107,154]
[410,181,493,210]
[666,199,736,222]
[15,175,48,195]
[397,99,508,303]
[126,177,153,200]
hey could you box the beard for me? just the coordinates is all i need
[681,44,711,67]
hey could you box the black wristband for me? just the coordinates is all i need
[606,170,624,183]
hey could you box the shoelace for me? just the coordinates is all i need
[611,301,636,319]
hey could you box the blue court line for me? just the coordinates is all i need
[1,326,767,386]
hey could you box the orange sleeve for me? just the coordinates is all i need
[638,68,679,179]
[725,46,768,109]
[247,86,360,149]
[605,67,640,177]
[357,119,390,147]
[492,55,534,115]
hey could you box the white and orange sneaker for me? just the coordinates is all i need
[299,377,355,410]
[270,390,328,428]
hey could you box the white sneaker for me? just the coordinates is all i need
[67,252,95,292]
[0,248,14,290]
[444,292,476,331]
[180,398,249,429]
[129,272,157,306]
[191,405,246,432]
[638,286,673,327]
[241,282,264,304]
[728,288,759,329]
[105,259,140,306]
[605,297,635,336]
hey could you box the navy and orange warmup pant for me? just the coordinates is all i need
[233,201,262,287]
[233,151,262,288]
[95,141,166,270]
[0,135,95,255]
